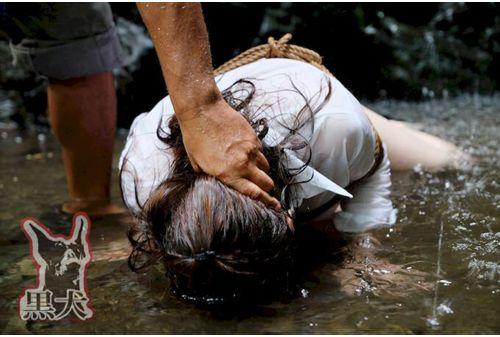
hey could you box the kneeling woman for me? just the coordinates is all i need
[119,56,462,302]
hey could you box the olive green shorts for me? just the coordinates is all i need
[3,3,124,80]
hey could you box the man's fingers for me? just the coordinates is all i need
[255,151,270,173]
[246,167,274,192]
[230,179,281,210]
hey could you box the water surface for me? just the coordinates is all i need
[0,95,498,333]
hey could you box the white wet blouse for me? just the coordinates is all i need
[119,58,396,233]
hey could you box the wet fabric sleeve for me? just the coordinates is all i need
[118,58,397,231]
[333,145,397,233]
[306,89,397,233]
[119,98,174,215]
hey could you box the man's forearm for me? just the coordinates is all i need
[138,2,221,118]
[137,2,280,208]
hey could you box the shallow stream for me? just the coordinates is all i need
[0,95,498,333]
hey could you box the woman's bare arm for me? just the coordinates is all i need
[363,106,464,170]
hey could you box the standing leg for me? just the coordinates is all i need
[5,3,125,216]
[48,71,123,215]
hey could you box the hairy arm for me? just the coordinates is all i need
[137,2,279,209]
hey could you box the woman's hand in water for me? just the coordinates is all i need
[177,98,281,210]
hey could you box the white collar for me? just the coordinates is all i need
[262,128,353,202]
[285,150,353,199]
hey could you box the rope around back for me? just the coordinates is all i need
[213,33,383,209]
[214,33,332,77]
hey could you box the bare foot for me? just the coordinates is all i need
[62,199,127,217]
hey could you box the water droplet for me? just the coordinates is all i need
[427,317,440,327]
[438,279,452,286]
[388,22,399,33]
[364,25,376,35]
[37,133,46,143]
[437,303,454,315]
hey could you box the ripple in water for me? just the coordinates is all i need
[0,95,498,333]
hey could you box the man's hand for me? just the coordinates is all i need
[138,3,278,208]
[177,98,281,210]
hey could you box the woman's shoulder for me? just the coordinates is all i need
[127,96,174,137]
[119,96,173,168]
[215,58,330,90]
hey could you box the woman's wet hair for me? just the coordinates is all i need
[121,76,332,304]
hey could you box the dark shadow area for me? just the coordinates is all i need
[0,3,498,130]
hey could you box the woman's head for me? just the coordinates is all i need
[145,174,293,302]
[127,109,296,303]
[123,78,331,303]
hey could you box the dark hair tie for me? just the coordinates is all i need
[192,250,216,262]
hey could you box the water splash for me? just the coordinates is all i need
[427,220,445,328]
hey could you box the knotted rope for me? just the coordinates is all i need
[213,34,383,200]
[214,33,332,77]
